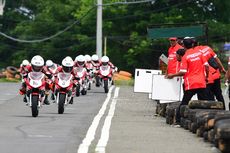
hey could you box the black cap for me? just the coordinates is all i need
[176,48,186,56]
[183,38,193,49]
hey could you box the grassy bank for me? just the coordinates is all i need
[0,78,20,82]
[114,79,134,86]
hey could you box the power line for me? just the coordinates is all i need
[103,0,195,21]
[0,6,96,43]
[0,36,96,51]
[96,0,155,6]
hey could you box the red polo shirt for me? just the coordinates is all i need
[180,48,208,90]
[167,43,183,74]
[197,45,220,84]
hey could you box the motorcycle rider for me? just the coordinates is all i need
[85,54,93,72]
[55,56,75,104]
[19,59,30,102]
[43,60,58,104]
[74,55,86,68]
[91,54,100,69]
[73,55,88,95]
[57,56,74,73]
[99,56,116,83]
[100,55,117,72]
[85,54,94,90]
[19,55,49,104]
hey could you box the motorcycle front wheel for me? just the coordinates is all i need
[104,79,109,93]
[58,93,65,114]
[31,95,39,117]
[76,84,80,97]
[95,76,100,87]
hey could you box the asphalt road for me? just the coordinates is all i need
[0,83,223,153]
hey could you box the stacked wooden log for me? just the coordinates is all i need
[164,100,230,153]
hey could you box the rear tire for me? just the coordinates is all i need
[31,95,39,117]
[58,93,65,114]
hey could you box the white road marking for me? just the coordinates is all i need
[65,108,76,110]
[0,99,7,101]
[77,86,115,153]
[28,135,53,138]
[95,87,120,153]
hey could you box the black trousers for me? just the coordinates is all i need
[176,88,208,123]
[206,78,225,109]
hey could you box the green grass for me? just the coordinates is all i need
[0,78,20,82]
[114,79,134,86]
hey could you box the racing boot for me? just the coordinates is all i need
[43,95,50,105]
[69,97,73,104]
[23,95,27,103]
[19,88,26,95]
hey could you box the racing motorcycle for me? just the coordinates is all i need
[54,72,73,114]
[74,67,88,96]
[25,72,46,117]
[98,65,113,93]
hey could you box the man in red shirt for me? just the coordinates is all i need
[166,37,183,75]
[166,38,209,125]
[195,43,226,109]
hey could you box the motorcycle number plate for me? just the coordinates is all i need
[33,81,38,86]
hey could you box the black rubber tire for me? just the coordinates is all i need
[88,82,91,90]
[76,84,80,97]
[58,93,65,114]
[31,95,39,117]
[191,122,197,133]
[81,89,87,95]
[104,79,109,93]
[203,131,208,141]
[6,66,17,74]
[96,76,100,87]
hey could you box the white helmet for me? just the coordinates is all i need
[46,60,53,67]
[74,55,79,62]
[85,54,91,62]
[101,56,109,66]
[22,60,29,66]
[91,54,99,62]
[31,55,44,72]
[76,55,85,66]
[62,56,74,73]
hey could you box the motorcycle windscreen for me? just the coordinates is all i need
[58,73,72,81]
[29,72,44,80]
[100,66,110,76]
[28,72,44,88]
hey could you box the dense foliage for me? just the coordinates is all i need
[0,0,230,73]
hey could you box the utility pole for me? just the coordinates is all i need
[96,0,103,58]
[96,0,155,58]
[104,36,107,56]
[0,0,5,16]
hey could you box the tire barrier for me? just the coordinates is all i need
[6,66,17,74]
[118,71,132,77]
[113,71,132,81]
[162,100,230,153]
[0,66,20,79]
